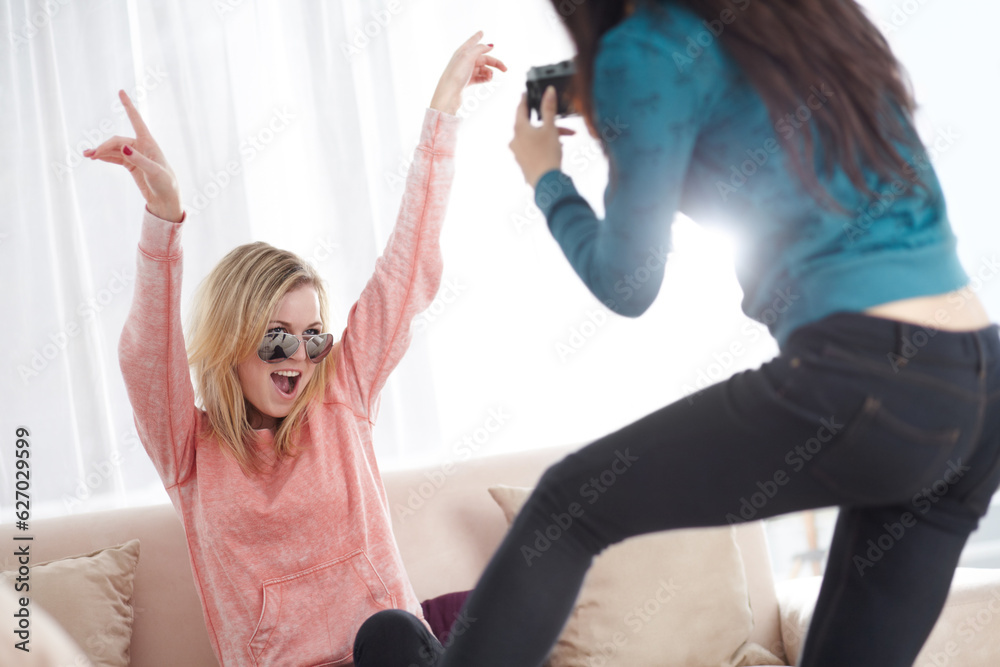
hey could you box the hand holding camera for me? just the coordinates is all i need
[526,59,578,120]
[510,60,580,189]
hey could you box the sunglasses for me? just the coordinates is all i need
[257,331,335,364]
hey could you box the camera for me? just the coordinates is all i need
[526,59,579,120]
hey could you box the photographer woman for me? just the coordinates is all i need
[431,1,1000,665]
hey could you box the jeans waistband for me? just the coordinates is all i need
[787,311,1000,375]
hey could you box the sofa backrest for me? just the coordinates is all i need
[0,500,214,666]
[0,444,783,666]
[385,443,784,656]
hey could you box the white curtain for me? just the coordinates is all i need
[1,0,998,528]
[0,0,483,518]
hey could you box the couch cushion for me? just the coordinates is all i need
[384,444,785,659]
[488,484,755,667]
[778,568,1000,665]
[0,581,94,666]
[0,503,218,667]
[0,540,139,667]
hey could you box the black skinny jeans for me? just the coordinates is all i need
[354,609,442,667]
[430,312,1000,667]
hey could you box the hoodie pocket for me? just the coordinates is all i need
[247,550,396,666]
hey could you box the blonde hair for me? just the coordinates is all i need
[185,242,336,476]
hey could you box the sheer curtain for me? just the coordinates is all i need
[1,0,998,529]
[0,0,471,518]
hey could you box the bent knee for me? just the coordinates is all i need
[354,609,429,664]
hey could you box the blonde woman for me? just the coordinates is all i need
[85,32,505,667]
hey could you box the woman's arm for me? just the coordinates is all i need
[512,29,707,317]
[333,32,505,419]
[118,208,198,488]
[87,92,197,488]
[333,107,459,419]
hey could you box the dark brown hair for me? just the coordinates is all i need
[554,0,925,209]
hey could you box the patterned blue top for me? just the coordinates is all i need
[534,0,969,348]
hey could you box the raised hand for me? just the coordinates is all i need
[429,30,508,116]
[83,90,183,223]
[509,86,574,189]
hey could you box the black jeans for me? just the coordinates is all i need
[353,609,441,667]
[353,591,473,666]
[432,312,1000,667]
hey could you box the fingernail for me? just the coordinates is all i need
[487,43,493,47]
[122,145,133,156]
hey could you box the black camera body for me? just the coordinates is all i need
[526,59,579,120]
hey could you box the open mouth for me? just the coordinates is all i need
[270,370,301,399]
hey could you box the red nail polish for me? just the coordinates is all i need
[488,43,493,47]
[122,145,132,156]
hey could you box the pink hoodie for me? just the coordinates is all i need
[119,107,460,666]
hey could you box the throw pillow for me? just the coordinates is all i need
[0,539,140,667]
[0,581,94,666]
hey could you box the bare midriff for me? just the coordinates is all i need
[863,289,993,331]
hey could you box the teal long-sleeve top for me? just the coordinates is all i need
[535,0,970,349]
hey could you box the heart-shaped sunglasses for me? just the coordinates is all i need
[257,332,335,363]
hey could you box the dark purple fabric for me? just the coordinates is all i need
[420,590,472,645]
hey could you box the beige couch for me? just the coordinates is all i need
[3,443,1000,666]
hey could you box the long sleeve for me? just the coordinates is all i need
[333,107,460,420]
[118,208,198,489]
[536,25,707,316]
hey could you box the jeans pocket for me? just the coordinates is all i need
[248,550,396,667]
[808,394,963,505]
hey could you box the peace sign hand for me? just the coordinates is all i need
[429,30,508,116]
[83,90,183,223]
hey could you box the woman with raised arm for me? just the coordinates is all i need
[85,32,504,667]
[428,2,1000,666]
